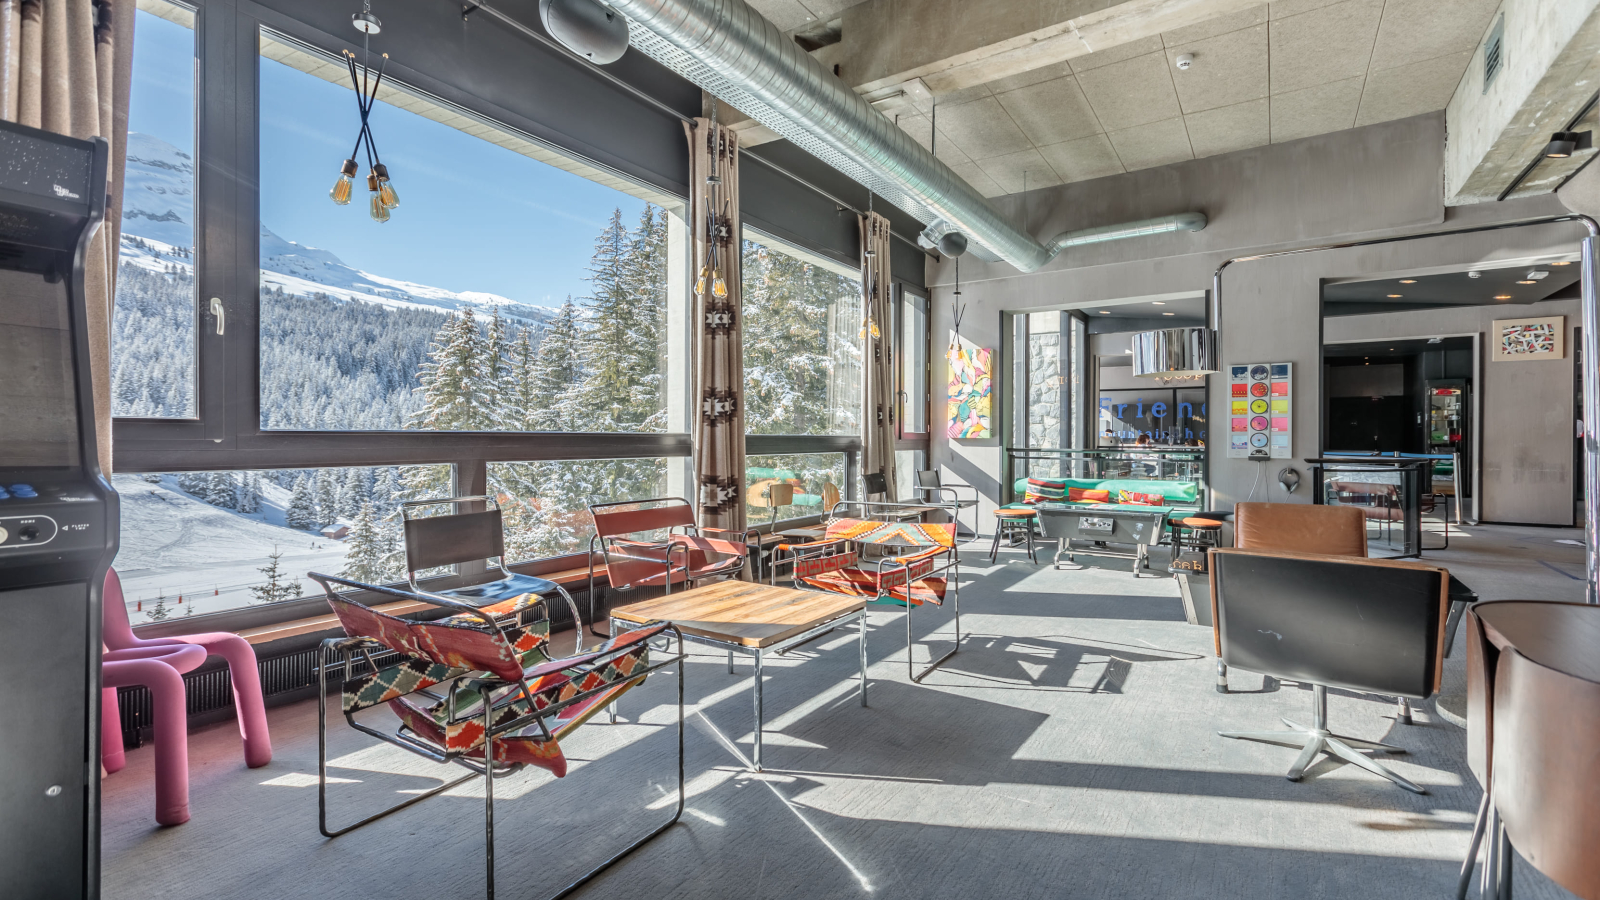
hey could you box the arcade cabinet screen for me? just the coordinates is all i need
[0,266,80,468]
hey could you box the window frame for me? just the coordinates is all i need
[112,6,695,479]
[896,284,930,442]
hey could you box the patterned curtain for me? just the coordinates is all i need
[684,116,746,532]
[0,0,135,475]
[859,211,896,500]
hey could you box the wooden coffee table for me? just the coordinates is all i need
[609,580,868,771]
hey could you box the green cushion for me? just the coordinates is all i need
[1010,477,1199,503]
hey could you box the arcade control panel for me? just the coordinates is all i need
[0,470,110,571]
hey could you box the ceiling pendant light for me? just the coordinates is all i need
[329,2,399,224]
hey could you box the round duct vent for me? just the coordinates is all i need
[540,0,630,64]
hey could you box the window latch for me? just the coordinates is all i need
[210,297,225,335]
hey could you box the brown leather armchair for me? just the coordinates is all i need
[1215,502,1368,693]
[1233,502,1367,557]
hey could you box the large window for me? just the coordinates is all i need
[741,231,862,436]
[899,289,928,436]
[113,465,447,617]
[257,35,679,433]
[111,0,197,418]
[488,458,667,559]
[745,453,846,525]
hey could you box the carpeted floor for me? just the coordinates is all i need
[101,525,1584,899]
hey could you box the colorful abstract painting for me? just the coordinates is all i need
[1492,316,1565,362]
[947,338,993,439]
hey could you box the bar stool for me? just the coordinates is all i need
[990,509,1038,563]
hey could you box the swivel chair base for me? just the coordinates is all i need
[1219,685,1425,794]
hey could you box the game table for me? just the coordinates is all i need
[1033,502,1176,576]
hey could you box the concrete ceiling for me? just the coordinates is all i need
[738,0,1506,199]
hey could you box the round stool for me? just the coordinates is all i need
[1177,517,1224,553]
[991,508,1038,563]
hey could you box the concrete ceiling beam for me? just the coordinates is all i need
[844,0,1268,101]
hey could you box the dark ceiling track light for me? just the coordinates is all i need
[330,1,400,222]
[1497,88,1599,201]
[1545,130,1594,158]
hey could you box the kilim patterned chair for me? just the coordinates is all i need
[586,497,750,637]
[774,518,961,682]
[308,573,686,900]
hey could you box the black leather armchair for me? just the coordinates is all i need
[1209,548,1449,793]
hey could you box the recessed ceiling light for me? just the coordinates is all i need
[1551,261,1573,266]
[1152,301,1166,305]
[1399,279,1417,284]
[1388,294,1403,298]
[1162,312,1175,316]
[1099,310,1110,314]
[1517,280,1536,284]
[1494,294,1513,300]
[1468,271,1482,279]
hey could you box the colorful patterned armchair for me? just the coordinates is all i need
[308,573,685,900]
[773,519,962,682]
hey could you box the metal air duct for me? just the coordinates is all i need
[594,0,1205,272]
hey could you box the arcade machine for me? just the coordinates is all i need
[0,121,119,898]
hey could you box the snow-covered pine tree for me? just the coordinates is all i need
[286,475,317,530]
[237,472,261,514]
[338,467,367,519]
[206,471,238,509]
[314,470,340,525]
[340,502,393,583]
[177,472,207,496]
[409,308,492,431]
[249,545,302,604]
[483,307,511,429]
[524,298,582,431]
[374,467,401,516]
[147,593,170,622]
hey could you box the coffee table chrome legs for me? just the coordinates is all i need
[639,608,868,772]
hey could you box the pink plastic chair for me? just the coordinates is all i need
[102,643,206,825]
[101,568,272,769]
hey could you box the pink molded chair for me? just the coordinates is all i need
[102,643,206,825]
[101,568,272,769]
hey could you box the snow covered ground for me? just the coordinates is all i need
[111,474,349,622]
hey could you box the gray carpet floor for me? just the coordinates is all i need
[102,524,1585,899]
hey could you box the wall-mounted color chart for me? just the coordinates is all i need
[1227,362,1292,459]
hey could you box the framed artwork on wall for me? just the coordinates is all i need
[1492,316,1565,362]
[947,335,992,439]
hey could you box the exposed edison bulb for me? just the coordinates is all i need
[693,265,709,295]
[329,159,358,205]
[373,163,399,209]
[711,270,728,298]
[366,174,390,223]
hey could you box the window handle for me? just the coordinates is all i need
[210,297,225,335]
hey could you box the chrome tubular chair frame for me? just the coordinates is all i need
[312,575,687,900]
[586,497,750,638]
[772,519,962,683]
[401,495,586,656]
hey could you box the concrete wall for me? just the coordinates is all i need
[1325,297,1579,525]
[926,111,1591,524]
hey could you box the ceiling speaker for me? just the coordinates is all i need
[540,0,630,64]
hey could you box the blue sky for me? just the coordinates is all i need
[130,9,649,307]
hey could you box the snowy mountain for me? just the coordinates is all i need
[121,132,195,247]
[118,132,553,329]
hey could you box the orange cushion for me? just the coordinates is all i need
[1068,487,1111,503]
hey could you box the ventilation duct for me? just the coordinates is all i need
[591,0,1206,272]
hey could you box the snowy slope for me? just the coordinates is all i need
[112,474,350,621]
[119,132,553,329]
